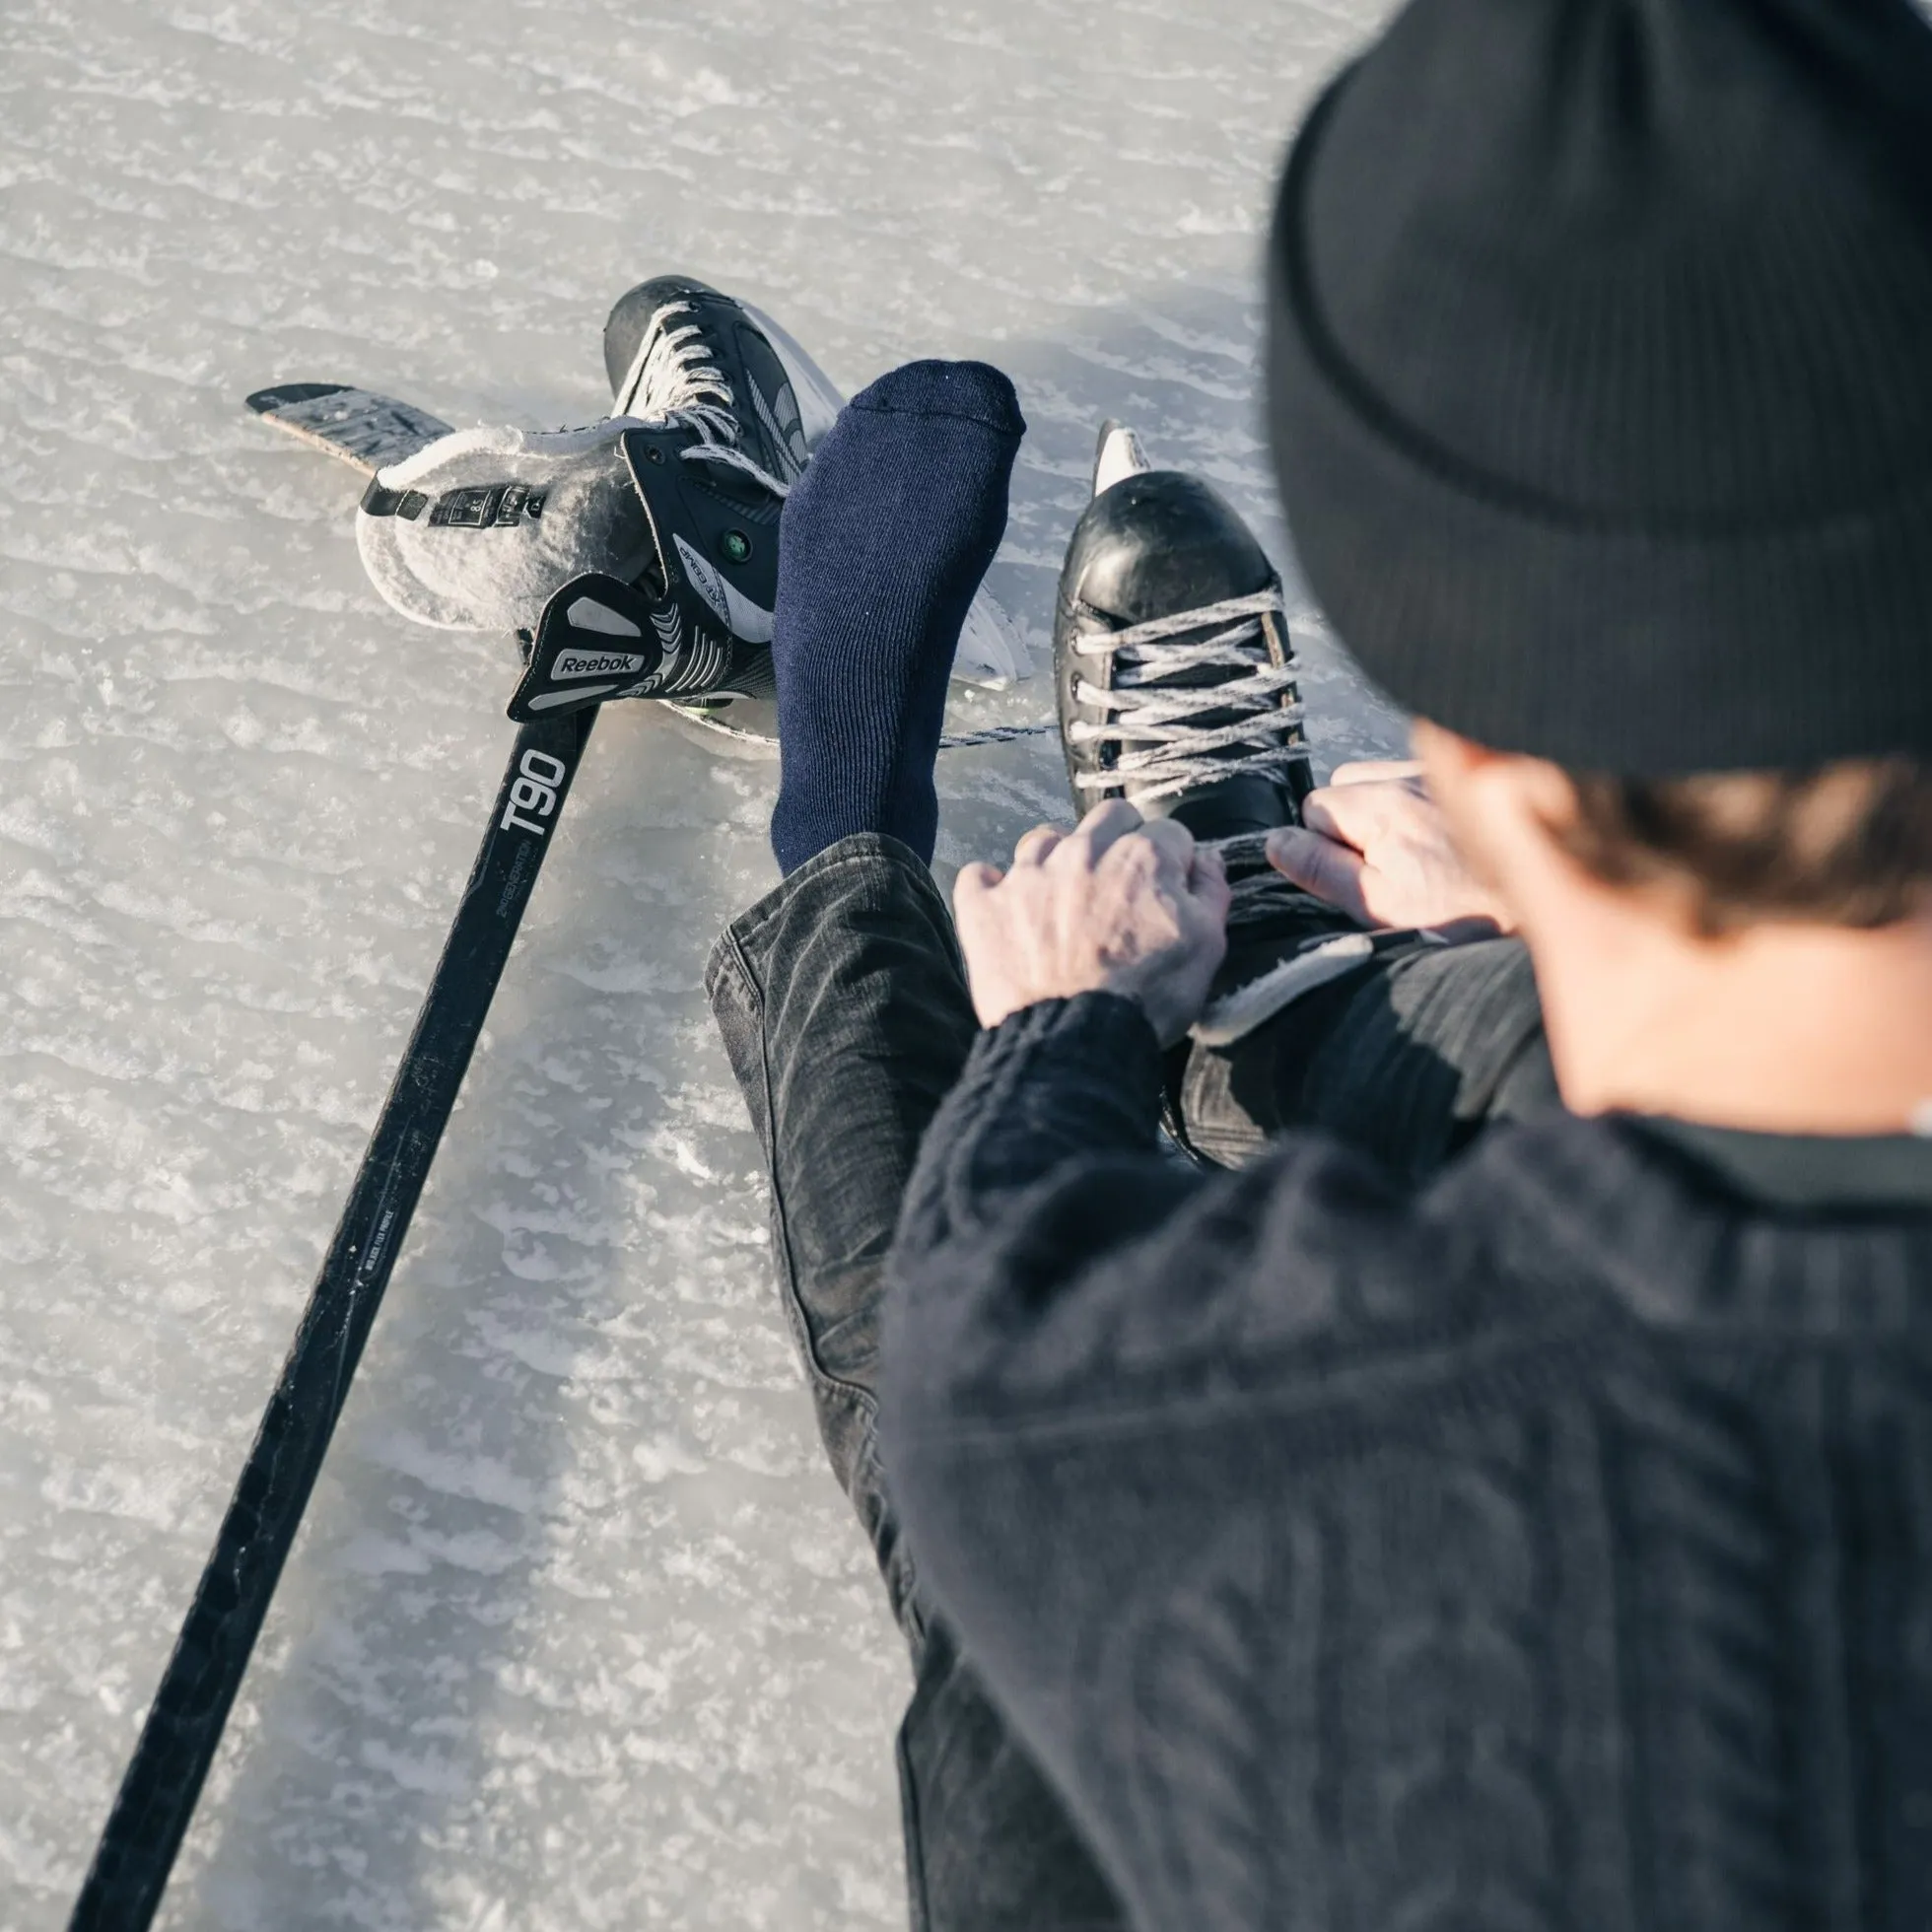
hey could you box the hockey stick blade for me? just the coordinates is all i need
[67,706,599,1932]
[246,382,453,475]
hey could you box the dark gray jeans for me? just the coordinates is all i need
[705,832,1554,1931]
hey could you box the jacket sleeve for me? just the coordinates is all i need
[882,991,1420,1444]
[878,991,1507,1822]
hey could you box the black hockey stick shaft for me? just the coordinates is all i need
[69,707,599,1932]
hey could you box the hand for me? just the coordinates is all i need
[1265,761,1512,932]
[954,801,1232,1045]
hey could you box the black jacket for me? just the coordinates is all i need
[881,992,1932,1931]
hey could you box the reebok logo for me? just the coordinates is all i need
[552,649,648,679]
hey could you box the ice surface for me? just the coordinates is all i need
[0,0,1402,1924]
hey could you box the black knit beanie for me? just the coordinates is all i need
[1267,0,1932,773]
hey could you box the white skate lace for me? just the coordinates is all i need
[1067,587,1304,803]
[613,300,799,498]
[670,707,1055,753]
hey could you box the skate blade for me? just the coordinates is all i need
[660,696,780,759]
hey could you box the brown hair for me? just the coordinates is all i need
[1556,759,1932,936]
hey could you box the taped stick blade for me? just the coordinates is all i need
[246,383,454,475]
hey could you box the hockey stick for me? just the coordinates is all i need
[68,706,600,1932]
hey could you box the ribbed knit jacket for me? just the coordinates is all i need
[880,993,1932,1931]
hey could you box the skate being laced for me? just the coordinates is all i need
[614,300,800,499]
[1067,588,1305,803]
[690,589,1307,760]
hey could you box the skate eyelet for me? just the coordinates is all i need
[644,445,665,464]
[721,530,752,564]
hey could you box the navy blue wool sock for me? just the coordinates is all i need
[770,360,1024,874]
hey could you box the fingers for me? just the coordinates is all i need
[1297,791,1357,849]
[952,860,1003,911]
[1328,759,1423,787]
[1091,816,1199,923]
[1300,778,1411,852]
[1070,803,1188,866]
[966,803,1214,914]
[1134,815,1197,878]
[1186,840,1233,926]
[1060,799,1194,895]
[1011,824,1065,867]
[950,802,1233,1043]
[1068,797,1144,861]
[1265,825,1371,922]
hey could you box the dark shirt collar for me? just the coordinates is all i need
[1631,1116,1932,1212]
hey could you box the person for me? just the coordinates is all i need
[705,368,1564,1930]
[678,0,1932,1924]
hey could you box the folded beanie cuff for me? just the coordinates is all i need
[1267,69,1932,776]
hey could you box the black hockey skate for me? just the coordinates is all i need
[499,412,781,723]
[254,279,1024,732]
[604,273,841,488]
[1055,423,1312,839]
[507,276,847,722]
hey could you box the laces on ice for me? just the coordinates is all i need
[671,587,1301,769]
[669,705,1052,756]
[614,300,799,499]
[1068,588,1304,802]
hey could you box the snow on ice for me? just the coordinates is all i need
[0,0,1403,1924]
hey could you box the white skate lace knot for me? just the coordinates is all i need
[1068,587,1306,802]
[614,300,798,499]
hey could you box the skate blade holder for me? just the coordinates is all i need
[507,573,667,723]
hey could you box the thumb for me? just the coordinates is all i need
[1265,826,1371,923]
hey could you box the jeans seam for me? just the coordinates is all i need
[719,918,886,1432]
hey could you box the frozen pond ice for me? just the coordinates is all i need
[0,0,1400,1923]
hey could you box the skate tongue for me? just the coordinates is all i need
[507,574,666,722]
